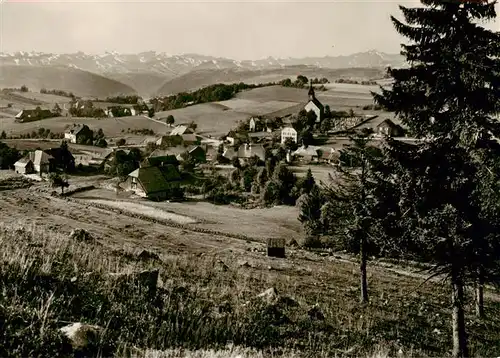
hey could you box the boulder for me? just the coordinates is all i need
[256,287,279,305]
[60,322,102,353]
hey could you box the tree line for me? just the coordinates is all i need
[298,1,500,357]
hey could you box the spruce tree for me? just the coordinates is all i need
[320,129,382,303]
[373,1,500,356]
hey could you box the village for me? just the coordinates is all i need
[2,80,410,204]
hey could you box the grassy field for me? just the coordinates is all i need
[0,179,499,357]
[155,103,249,138]
[12,91,73,105]
[0,115,169,139]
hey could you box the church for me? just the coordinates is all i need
[303,80,324,123]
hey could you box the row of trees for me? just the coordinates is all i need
[150,82,277,112]
[299,1,500,357]
[101,95,142,104]
[40,88,75,98]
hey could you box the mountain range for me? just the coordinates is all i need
[0,50,404,97]
[0,50,405,77]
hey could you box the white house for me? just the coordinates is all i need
[304,81,324,123]
[281,127,298,144]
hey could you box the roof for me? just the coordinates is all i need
[149,147,188,158]
[142,155,179,167]
[293,146,320,157]
[170,125,193,136]
[65,124,89,135]
[14,157,33,167]
[377,118,398,129]
[306,98,324,111]
[128,166,172,194]
[237,144,266,161]
[44,147,75,161]
[28,150,53,166]
[188,145,205,154]
[223,147,237,160]
[158,164,181,181]
[181,134,198,142]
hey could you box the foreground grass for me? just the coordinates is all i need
[0,222,499,357]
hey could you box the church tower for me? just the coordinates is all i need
[308,80,316,101]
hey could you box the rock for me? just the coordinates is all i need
[60,322,102,353]
[68,229,95,243]
[135,249,160,262]
[308,304,325,321]
[256,287,279,305]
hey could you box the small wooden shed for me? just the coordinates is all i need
[267,238,286,258]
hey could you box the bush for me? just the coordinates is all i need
[116,138,126,146]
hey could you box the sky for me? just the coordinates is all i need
[0,0,498,60]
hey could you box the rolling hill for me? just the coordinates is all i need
[0,65,136,98]
[105,72,171,98]
[155,67,386,96]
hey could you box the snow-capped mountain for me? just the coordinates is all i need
[0,50,405,76]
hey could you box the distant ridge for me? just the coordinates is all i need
[0,50,406,77]
[0,65,137,97]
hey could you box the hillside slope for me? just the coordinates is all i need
[105,72,171,98]
[155,67,386,96]
[0,65,137,97]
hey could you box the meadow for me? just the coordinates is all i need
[1,206,499,358]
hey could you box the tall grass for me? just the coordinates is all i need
[0,221,499,357]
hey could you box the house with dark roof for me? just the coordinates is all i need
[124,166,174,200]
[15,108,53,122]
[223,143,266,165]
[64,124,93,144]
[292,145,321,164]
[376,119,405,137]
[304,81,324,123]
[44,147,75,172]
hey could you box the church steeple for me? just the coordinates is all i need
[308,79,315,100]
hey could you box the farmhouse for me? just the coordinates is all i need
[292,145,321,164]
[124,166,173,200]
[227,143,265,164]
[376,119,405,137]
[14,157,34,175]
[44,147,75,172]
[64,124,93,144]
[15,109,53,122]
[180,133,200,145]
[281,127,298,144]
[304,81,324,123]
[187,145,207,163]
[101,149,131,171]
[18,150,53,174]
[170,125,194,136]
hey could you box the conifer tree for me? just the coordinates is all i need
[320,129,382,303]
[373,1,500,356]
